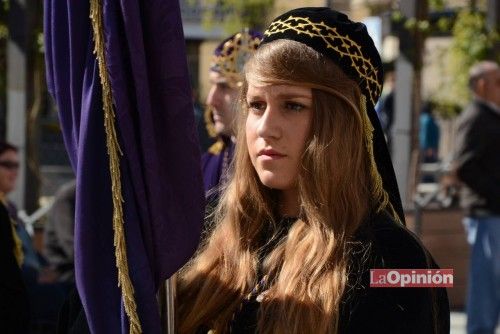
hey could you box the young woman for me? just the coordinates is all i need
[177,7,450,334]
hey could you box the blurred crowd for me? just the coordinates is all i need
[0,141,75,333]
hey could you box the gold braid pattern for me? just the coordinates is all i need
[264,16,382,107]
[89,1,142,333]
[360,95,402,224]
[211,30,261,88]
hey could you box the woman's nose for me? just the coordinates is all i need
[256,106,282,140]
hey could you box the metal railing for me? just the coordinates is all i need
[17,198,54,236]
[413,159,460,236]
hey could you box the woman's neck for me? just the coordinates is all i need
[279,187,300,217]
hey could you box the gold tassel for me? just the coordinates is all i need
[89,1,142,333]
[360,95,402,224]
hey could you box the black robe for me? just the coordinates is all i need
[229,214,450,334]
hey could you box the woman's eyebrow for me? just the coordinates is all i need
[246,94,263,101]
[274,92,312,99]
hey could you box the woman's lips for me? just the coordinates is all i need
[258,149,286,160]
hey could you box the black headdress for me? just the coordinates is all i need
[261,7,405,223]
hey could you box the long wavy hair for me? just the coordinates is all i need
[177,39,386,334]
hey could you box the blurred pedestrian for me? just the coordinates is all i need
[455,60,500,334]
[43,179,76,284]
[376,71,395,151]
[420,102,440,183]
[202,30,262,202]
[0,199,30,333]
[420,102,440,164]
[0,142,41,273]
[0,141,67,331]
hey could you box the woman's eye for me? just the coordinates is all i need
[248,101,265,113]
[285,102,305,112]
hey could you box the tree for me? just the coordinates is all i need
[194,0,274,33]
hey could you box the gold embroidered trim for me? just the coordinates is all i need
[11,221,24,266]
[208,140,225,155]
[264,16,382,106]
[211,30,261,87]
[89,1,142,333]
[204,106,217,138]
[360,95,401,224]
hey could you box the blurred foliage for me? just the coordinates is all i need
[0,1,45,103]
[428,99,463,119]
[429,0,446,10]
[0,0,45,146]
[370,0,498,118]
[447,10,499,109]
[363,0,394,16]
[429,8,498,118]
[191,0,274,33]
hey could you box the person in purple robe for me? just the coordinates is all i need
[202,30,262,201]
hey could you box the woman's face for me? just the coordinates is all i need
[246,79,313,190]
[0,150,19,194]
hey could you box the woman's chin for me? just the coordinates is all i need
[258,174,291,190]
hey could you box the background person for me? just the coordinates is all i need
[454,60,500,334]
[0,199,30,333]
[43,179,76,285]
[376,70,395,150]
[202,30,262,200]
[0,142,41,272]
[420,101,440,164]
[0,141,67,331]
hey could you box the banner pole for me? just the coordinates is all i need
[165,276,176,334]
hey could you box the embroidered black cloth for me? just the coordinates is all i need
[261,7,383,109]
[228,214,451,334]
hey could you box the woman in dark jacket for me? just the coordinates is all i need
[0,200,29,333]
[176,7,450,334]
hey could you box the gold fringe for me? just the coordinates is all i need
[0,196,24,266]
[208,140,224,155]
[360,95,402,224]
[11,221,24,266]
[89,1,142,333]
[204,106,218,138]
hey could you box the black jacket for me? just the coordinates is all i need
[229,215,450,334]
[0,201,30,333]
[455,100,500,216]
[337,216,450,334]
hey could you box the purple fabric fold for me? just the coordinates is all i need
[44,1,204,332]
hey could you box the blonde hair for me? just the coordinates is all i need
[177,39,384,333]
